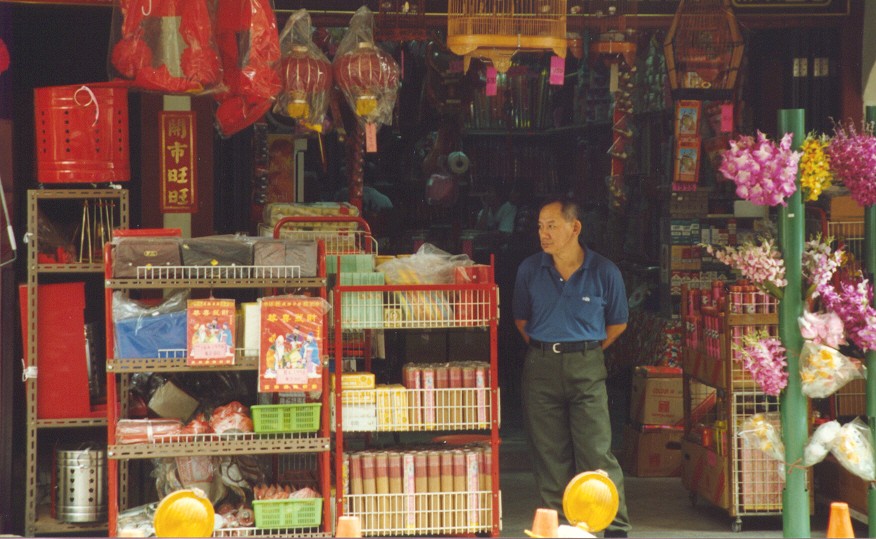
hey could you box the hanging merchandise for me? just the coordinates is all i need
[0,37,9,75]
[274,9,333,130]
[109,0,223,94]
[213,0,281,137]
[333,6,400,128]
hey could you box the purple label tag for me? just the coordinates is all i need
[485,66,497,96]
[550,55,565,85]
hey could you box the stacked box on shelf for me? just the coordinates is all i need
[624,366,684,477]
[331,372,377,431]
[339,272,385,328]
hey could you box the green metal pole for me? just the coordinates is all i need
[863,105,876,537]
[777,109,809,538]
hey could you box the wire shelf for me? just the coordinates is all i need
[334,284,495,330]
[108,432,329,459]
[731,392,784,516]
[332,387,497,432]
[343,491,498,536]
[107,265,325,289]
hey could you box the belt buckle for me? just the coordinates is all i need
[552,342,561,353]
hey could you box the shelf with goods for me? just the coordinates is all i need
[102,240,333,537]
[661,188,771,317]
[331,263,501,537]
[23,188,129,536]
[679,284,812,532]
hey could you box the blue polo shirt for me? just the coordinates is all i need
[512,249,628,342]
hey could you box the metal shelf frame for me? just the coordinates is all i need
[24,188,129,536]
[331,269,503,537]
[104,241,333,537]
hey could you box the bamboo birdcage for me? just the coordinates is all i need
[447,0,568,73]
[663,0,744,100]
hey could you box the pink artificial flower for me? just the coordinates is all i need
[827,120,876,207]
[734,332,788,397]
[798,310,847,349]
[719,131,800,207]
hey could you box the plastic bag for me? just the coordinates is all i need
[738,413,784,462]
[798,309,846,349]
[115,419,183,444]
[112,290,189,358]
[377,243,473,284]
[210,401,254,433]
[274,9,333,130]
[109,0,223,93]
[213,0,281,136]
[830,418,876,482]
[802,420,841,467]
[800,341,864,398]
[332,6,400,126]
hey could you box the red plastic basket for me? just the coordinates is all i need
[34,83,130,183]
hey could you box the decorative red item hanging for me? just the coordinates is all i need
[274,10,333,129]
[213,0,281,136]
[332,6,400,126]
[0,38,8,75]
[110,0,222,94]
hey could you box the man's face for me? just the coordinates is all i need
[538,202,579,256]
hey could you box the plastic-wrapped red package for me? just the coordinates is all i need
[273,9,332,130]
[213,0,281,136]
[332,6,400,126]
[115,419,183,444]
[109,0,223,94]
[180,413,214,435]
[209,401,254,433]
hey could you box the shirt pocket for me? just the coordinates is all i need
[573,294,604,320]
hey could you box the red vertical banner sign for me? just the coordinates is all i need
[159,111,198,213]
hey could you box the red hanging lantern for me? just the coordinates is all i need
[280,47,332,120]
[274,10,333,129]
[333,42,399,124]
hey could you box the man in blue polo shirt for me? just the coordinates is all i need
[513,197,630,538]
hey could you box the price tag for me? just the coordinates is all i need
[365,123,377,153]
[485,66,497,96]
[549,55,565,85]
[720,103,734,133]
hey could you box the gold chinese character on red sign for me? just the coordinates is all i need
[160,111,197,213]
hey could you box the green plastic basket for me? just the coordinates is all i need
[253,498,323,529]
[251,403,321,433]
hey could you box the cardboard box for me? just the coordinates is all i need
[623,424,684,477]
[629,366,683,425]
[681,440,729,509]
[330,401,377,431]
[828,194,865,220]
[148,381,199,421]
[331,372,376,391]
[816,454,868,518]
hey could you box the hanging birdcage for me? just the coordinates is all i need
[447,0,568,73]
[376,0,427,42]
[587,0,638,86]
[663,0,744,100]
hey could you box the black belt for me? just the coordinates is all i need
[529,339,601,353]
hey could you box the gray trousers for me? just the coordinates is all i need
[522,345,631,534]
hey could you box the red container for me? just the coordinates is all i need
[34,83,130,183]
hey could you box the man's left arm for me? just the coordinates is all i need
[602,323,627,350]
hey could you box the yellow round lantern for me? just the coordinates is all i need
[153,488,215,538]
[562,470,619,534]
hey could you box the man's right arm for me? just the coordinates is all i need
[515,320,529,344]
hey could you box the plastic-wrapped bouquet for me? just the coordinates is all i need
[719,131,801,206]
[739,413,784,462]
[799,342,863,398]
